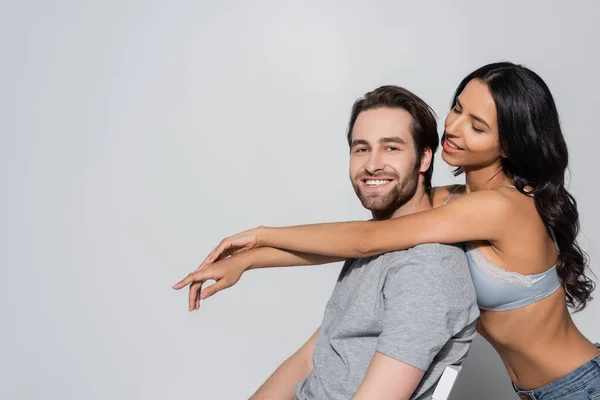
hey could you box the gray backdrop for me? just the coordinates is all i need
[1,1,598,399]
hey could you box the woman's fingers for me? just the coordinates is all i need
[173,268,214,290]
[196,238,232,270]
[174,247,251,311]
[200,279,229,300]
[189,280,203,311]
[196,229,259,271]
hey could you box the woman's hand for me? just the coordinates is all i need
[172,252,251,311]
[197,226,264,270]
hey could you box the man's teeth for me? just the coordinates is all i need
[366,180,390,186]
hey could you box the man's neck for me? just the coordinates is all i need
[371,188,432,221]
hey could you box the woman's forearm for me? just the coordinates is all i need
[254,190,510,259]
[257,220,386,259]
[246,246,344,271]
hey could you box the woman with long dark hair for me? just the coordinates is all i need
[175,62,599,399]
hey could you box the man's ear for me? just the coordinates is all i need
[419,147,433,173]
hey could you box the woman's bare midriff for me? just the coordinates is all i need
[477,287,600,390]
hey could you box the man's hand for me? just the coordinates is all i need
[172,252,250,311]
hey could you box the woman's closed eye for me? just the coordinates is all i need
[472,125,484,133]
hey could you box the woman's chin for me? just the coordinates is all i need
[441,151,460,166]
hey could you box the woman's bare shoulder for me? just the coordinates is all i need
[431,184,465,208]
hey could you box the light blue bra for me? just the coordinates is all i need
[443,185,562,312]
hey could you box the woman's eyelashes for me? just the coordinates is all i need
[472,125,484,134]
[452,105,484,133]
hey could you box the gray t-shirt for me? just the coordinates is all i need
[295,243,479,400]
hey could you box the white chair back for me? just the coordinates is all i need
[431,365,462,400]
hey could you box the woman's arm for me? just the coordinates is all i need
[246,247,344,269]
[173,247,344,309]
[258,190,512,258]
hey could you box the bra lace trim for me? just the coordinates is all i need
[465,243,533,287]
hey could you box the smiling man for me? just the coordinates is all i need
[245,86,480,400]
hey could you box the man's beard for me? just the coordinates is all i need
[352,166,419,218]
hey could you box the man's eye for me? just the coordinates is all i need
[354,148,368,153]
[385,146,399,151]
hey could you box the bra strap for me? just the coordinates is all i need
[442,185,462,205]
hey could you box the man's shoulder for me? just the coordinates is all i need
[380,243,473,292]
[381,243,466,266]
[381,244,477,309]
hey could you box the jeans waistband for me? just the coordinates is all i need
[513,343,600,400]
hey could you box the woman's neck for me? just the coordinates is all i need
[464,163,510,193]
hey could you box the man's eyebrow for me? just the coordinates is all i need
[351,139,369,147]
[456,98,491,129]
[379,136,406,145]
[351,137,407,147]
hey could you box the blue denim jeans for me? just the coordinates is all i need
[513,343,600,400]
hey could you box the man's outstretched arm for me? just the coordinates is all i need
[250,328,320,400]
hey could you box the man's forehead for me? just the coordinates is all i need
[352,108,414,143]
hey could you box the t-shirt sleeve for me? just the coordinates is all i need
[376,254,472,371]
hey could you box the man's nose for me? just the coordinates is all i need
[365,151,385,173]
